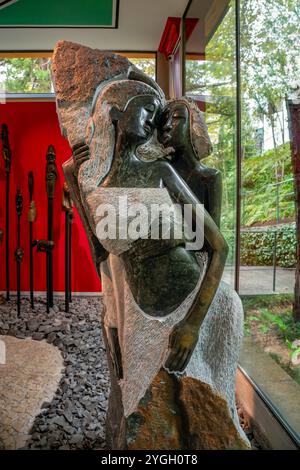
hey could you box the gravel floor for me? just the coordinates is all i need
[0,295,262,450]
[0,296,109,450]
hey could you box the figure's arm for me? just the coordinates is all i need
[159,162,228,372]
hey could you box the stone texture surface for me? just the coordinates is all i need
[52,41,132,106]
[123,371,250,450]
[126,370,184,450]
[51,41,163,151]
[51,41,133,145]
[102,254,250,449]
[0,335,63,449]
[178,378,250,450]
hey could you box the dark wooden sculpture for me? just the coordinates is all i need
[32,239,55,253]
[1,124,12,301]
[0,228,3,303]
[45,145,58,311]
[62,182,74,312]
[32,239,55,313]
[15,189,24,316]
[27,171,36,309]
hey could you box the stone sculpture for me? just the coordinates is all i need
[52,41,250,450]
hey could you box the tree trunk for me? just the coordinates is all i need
[269,111,278,152]
[287,99,300,322]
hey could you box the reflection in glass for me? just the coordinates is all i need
[185,0,237,287]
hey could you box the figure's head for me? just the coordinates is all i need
[158,98,212,161]
[110,94,161,146]
[78,79,163,194]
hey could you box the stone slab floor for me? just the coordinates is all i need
[0,296,109,450]
[0,335,63,449]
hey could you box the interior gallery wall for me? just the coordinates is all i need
[0,101,101,293]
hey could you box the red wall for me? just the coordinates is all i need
[0,101,101,293]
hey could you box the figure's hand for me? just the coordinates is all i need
[72,141,90,172]
[165,321,199,372]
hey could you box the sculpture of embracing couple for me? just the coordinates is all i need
[52,41,250,450]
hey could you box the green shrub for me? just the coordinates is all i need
[240,223,296,268]
[242,143,295,226]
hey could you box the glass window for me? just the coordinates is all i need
[183,0,300,445]
[184,0,237,287]
[240,0,300,443]
[129,57,156,81]
[0,54,156,96]
[0,56,53,94]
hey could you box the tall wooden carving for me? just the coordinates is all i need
[15,189,24,316]
[1,124,12,301]
[27,171,36,309]
[62,182,74,312]
[45,145,58,311]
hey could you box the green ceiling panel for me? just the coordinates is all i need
[0,0,115,27]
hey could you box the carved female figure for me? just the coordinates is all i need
[159,98,222,228]
[76,78,227,369]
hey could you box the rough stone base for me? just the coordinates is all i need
[107,368,250,450]
[0,335,63,449]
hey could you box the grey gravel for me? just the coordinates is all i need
[0,296,109,450]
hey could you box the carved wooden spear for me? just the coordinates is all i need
[27,171,36,309]
[15,189,24,316]
[62,182,74,312]
[1,124,11,301]
[45,145,58,310]
[0,228,3,303]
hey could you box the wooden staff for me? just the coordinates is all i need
[45,145,58,309]
[32,239,54,314]
[0,228,3,303]
[62,182,74,312]
[27,171,36,309]
[1,124,12,301]
[15,189,24,316]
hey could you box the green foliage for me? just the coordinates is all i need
[130,58,156,80]
[244,296,300,343]
[185,0,298,257]
[242,293,293,311]
[0,57,156,94]
[0,58,52,93]
[287,340,300,365]
[240,223,296,267]
[242,143,294,226]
